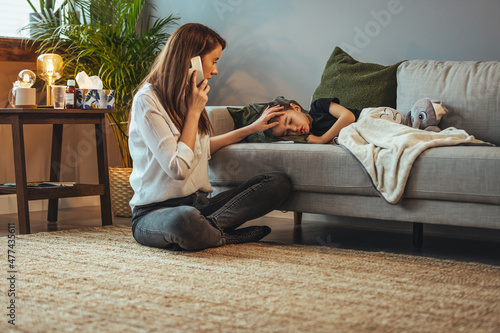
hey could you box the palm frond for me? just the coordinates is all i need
[24,0,179,167]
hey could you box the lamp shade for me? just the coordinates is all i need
[37,54,63,107]
[17,69,36,88]
[37,54,63,81]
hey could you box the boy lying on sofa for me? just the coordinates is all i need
[228,96,361,144]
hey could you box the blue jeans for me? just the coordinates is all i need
[131,172,291,251]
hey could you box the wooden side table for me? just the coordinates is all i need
[0,108,114,234]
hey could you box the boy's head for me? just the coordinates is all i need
[267,102,312,137]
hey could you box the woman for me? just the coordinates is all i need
[128,23,291,251]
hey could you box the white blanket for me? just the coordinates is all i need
[337,107,493,204]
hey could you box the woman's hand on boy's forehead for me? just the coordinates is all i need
[264,105,284,114]
[250,105,285,133]
[263,105,285,124]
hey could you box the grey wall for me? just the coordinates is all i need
[152,0,500,108]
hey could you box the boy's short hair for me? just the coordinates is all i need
[268,100,294,109]
[266,101,294,124]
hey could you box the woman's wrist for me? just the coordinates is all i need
[180,111,201,151]
[246,122,259,134]
[185,107,203,121]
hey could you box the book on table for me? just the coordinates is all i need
[0,182,76,188]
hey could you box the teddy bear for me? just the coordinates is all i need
[405,98,448,132]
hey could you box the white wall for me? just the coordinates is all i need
[152,0,500,108]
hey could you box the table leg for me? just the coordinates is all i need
[95,118,112,226]
[294,211,303,225]
[48,124,63,223]
[11,117,30,234]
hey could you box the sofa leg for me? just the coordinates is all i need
[294,212,302,225]
[413,223,423,248]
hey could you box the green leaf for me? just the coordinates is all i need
[24,0,179,167]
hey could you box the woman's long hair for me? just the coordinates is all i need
[137,23,226,135]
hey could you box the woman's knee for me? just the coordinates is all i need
[265,172,292,198]
[162,206,206,238]
[271,171,292,188]
[173,207,224,250]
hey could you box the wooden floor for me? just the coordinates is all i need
[1,206,499,265]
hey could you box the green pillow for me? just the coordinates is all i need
[312,47,403,110]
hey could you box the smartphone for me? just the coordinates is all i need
[188,56,204,86]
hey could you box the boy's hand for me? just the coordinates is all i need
[250,105,285,133]
[306,134,335,144]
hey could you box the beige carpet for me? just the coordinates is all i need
[1,225,499,333]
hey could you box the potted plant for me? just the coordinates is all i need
[26,1,69,37]
[25,0,179,215]
[26,0,65,11]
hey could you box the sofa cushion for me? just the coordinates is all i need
[208,106,237,136]
[209,143,375,196]
[397,60,500,146]
[209,143,500,205]
[406,146,500,205]
[311,46,402,110]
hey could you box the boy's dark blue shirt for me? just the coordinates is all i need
[309,98,362,136]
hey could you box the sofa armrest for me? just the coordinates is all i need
[207,106,239,136]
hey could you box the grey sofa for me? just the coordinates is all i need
[207,60,500,246]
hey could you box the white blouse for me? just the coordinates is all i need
[128,83,212,210]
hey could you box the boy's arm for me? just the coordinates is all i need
[307,102,356,144]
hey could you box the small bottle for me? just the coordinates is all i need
[66,79,76,108]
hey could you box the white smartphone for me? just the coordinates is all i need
[188,56,204,86]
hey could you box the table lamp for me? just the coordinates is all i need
[13,69,37,108]
[37,54,63,107]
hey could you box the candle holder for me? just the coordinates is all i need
[37,54,63,107]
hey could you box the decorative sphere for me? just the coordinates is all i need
[17,69,36,88]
